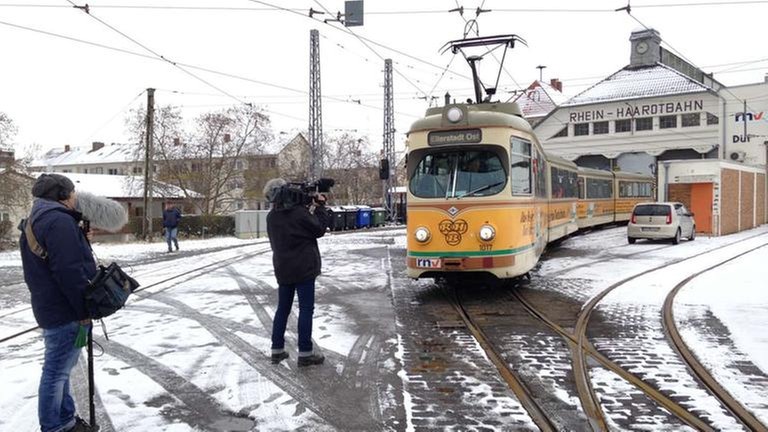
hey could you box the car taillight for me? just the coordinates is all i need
[631,214,637,224]
[666,213,672,224]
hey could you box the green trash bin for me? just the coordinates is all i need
[371,207,387,227]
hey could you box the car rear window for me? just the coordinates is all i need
[633,204,671,216]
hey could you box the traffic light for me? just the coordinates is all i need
[379,158,389,180]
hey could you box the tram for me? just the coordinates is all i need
[405,35,653,280]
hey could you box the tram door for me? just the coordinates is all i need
[690,183,713,234]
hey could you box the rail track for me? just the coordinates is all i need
[569,233,766,430]
[445,285,557,432]
[662,243,768,432]
[0,243,273,344]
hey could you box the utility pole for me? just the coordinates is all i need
[382,59,396,222]
[142,88,155,241]
[309,29,323,181]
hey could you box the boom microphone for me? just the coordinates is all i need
[76,191,129,232]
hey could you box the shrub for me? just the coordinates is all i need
[0,220,13,239]
[178,215,235,237]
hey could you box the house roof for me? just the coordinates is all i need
[562,63,713,107]
[60,173,199,199]
[33,143,137,168]
[512,80,569,118]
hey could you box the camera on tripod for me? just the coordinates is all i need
[273,178,335,208]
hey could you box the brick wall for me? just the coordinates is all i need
[721,169,739,235]
[668,184,692,208]
[758,173,766,224]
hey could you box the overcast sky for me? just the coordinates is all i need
[2,0,767,156]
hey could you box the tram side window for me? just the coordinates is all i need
[533,147,547,199]
[551,166,578,199]
[586,178,612,199]
[578,177,585,199]
[619,181,653,197]
[510,138,532,195]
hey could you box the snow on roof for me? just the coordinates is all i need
[562,63,712,107]
[33,143,137,168]
[59,173,199,199]
[512,80,569,118]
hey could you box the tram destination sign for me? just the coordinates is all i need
[428,129,482,146]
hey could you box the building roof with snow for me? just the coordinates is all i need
[562,63,714,107]
[60,173,199,199]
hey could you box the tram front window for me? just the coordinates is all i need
[410,150,506,198]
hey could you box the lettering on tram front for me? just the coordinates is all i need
[439,219,468,245]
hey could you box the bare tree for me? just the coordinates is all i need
[323,132,380,205]
[0,112,18,149]
[144,105,272,214]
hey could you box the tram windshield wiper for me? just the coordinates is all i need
[456,181,504,199]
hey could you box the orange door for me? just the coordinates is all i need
[690,183,713,234]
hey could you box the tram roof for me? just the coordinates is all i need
[407,102,533,135]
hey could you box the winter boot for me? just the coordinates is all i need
[271,352,289,364]
[68,416,96,432]
[298,353,325,367]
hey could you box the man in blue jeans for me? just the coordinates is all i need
[264,178,331,367]
[162,203,181,252]
[19,174,96,432]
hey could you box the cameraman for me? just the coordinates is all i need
[263,178,331,367]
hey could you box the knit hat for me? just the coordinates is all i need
[263,178,287,203]
[32,173,75,201]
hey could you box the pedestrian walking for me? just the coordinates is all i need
[263,178,331,367]
[19,173,97,432]
[162,203,182,252]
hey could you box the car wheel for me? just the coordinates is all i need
[628,237,636,244]
[672,228,681,245]
[690,226,696,241]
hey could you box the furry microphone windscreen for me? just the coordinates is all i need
[76,191,129,232]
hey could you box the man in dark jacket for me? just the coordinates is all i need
[264,178,330,367]
[162,203,182,252]
[20,173,97,432]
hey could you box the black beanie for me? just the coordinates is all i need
[32,173,75,201]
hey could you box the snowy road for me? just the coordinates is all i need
[0,225,767,431]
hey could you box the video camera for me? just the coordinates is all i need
[273,177,335,208]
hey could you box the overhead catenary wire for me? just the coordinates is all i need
[63,0,248,106]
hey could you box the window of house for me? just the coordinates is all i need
[108,168,119,175]
[191,163,201,172]
[134,207,144,217]
[681,113,700,127]
[551,126,568,138]
[133,166,143,175]
[236,161,244,170]
[659,115,677,129]
[707,112,719,125]
[574,123,589,136]
[1,213,9,221]
[236,201,244,210]
[635,117,653,131]
[93,167,103,174]
[593,121,609,135]
[615,119,631,133]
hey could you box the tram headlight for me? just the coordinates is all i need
[414,227,431,243]
[478,224,496,241]
[446,107,464,123]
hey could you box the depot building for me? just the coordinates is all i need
[534,28,768,235]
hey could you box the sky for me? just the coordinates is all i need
[2,0,768,158]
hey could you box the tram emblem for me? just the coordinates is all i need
[439,219,468,245]
[447,206,459,216]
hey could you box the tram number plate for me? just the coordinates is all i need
[416,258,442,269]
[641,227,660,232]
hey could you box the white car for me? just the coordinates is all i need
[627,202,696,245]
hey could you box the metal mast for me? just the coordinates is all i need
[142,88,155,241]
[382,58,396,221]
[309,29,323,180]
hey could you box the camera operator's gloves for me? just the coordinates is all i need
[315,193,327,205]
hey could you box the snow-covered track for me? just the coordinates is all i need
[447,285,557,432]
[572,230,768,431]
[662,243,768,432]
